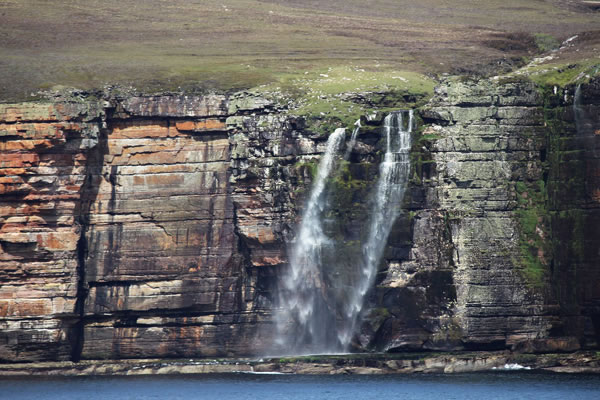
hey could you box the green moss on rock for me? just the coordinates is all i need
[514,177,550,287]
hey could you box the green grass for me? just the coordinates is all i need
[507,30,600,87]
[254,66,434,133]
[528,59,600,87]
[534,33,560,53]
[1,0,599,101]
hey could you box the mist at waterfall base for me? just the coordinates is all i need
[273,111,414,356]
[274,128,346,355]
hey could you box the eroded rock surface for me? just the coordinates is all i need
[367,78,600,353]
[1,78,599,362]
[0,101,104,361]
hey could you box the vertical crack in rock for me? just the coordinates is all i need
[70,117,110,362]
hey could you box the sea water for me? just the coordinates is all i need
[1,372,599,400]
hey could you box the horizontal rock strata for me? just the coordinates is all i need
[0,78,599,362]
[366,78,600,353]
[1,352,599,376]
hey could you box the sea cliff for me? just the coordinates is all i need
[1,77,599,363]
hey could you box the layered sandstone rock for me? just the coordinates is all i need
[0,101,104,361]
[81,97,242,359]
[0,92,330,361]
[367,78,600,352]
[0,78,598,363]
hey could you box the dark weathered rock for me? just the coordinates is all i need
[1,351,600,376]
[0,78,599,363]
[366,77,600,353]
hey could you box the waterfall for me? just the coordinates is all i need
[273,111,413,355]
[340,110,413,348]
[574,84,600,162]
[574,84,594,137]
[344,119,361,159]
[274,128,346,355]
[574,84,584,134]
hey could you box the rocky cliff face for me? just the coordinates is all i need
[0,102,103,361]
[364,78,600,353]
[1,78,599,362]
[0,92,327,361]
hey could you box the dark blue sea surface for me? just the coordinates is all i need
[1,371,600,400]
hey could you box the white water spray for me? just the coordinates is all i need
[340,110,413,348]
[344,119,362,159]
[574,84,595,137]
[574,84,584,134]
[275,128,346,355]
[574,84,599,158]
[273,111,414,355]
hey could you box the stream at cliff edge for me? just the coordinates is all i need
[1,371,600,399]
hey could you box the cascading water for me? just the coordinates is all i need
[344,119,361,160]
[273,111,413,356]
[574,84,599,159]
[340,110,413,348]
[274,128,346,355]
[574,84,595,137]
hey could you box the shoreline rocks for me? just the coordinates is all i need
[0,351,599,376]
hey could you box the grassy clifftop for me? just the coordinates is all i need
[0,0,599,101]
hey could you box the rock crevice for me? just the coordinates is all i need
[0,79,599,362]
